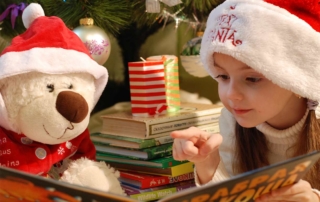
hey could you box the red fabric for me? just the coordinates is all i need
[265,0,320,32]
[1,16,91,57]
[0,127,96,175]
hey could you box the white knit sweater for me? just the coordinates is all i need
[194,107,320,196]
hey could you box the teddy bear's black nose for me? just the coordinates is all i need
[56,91,89,123]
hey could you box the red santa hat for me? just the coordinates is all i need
[201,0,320,102]
[0,3,108,130]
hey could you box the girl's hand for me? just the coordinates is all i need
[255,180,320,202]
[171,126,222,185]
[171,126,222,163]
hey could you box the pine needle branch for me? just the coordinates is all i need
[0,0,225,40]
[131,0,225,27]
[0,0,132,39]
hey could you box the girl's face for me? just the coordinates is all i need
[211,53,306,129]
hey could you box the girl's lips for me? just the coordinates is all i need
[233,109,251,114]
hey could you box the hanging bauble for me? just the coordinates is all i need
[73,18,111,65]
[180,32,209,78]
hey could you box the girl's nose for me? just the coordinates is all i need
[226,82,243,101]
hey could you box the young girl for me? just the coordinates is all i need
[171,0,320,201]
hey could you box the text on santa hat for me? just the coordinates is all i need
[209,6,242,46]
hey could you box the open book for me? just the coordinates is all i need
[1,151,319,202]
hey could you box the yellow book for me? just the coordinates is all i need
[106,161,194,177]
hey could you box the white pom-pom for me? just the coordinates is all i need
[22,3,45,29]
[60,158,126,195]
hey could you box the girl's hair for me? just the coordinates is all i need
[234,110,320,189]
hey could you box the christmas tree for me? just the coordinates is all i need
[0,0,224,112]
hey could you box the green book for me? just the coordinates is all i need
[94,143,173,160]
[90,133,174,149]
[96,153,187,168]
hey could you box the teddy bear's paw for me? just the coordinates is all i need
[60,158,126,196]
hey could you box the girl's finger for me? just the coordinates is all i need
[170,127,209,144]
[172,139,184,161]
[182,140,199,156]
[199,133,223,156]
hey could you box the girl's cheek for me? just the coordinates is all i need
[218,86,227,103]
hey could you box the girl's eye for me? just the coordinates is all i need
[47,84,54,92]
[246,77,261,83]
[214,75,229,80]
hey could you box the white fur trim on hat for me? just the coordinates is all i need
[0,47,108,104]
[201,0,320,102]
[22,3,45,28]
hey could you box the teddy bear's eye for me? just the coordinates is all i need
[68,84,73,89]
[47,84,54,92]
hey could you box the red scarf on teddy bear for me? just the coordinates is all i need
[0,127,95,176]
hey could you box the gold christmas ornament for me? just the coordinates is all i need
[73,18,111,65]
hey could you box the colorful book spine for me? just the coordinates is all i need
[100,102,223,139]
[147,55,181,112]
[128,60,167,117]
[119,171,194,189]
[149,114,220,135]
[94,142,173,160]
[122,180,196,201]
[90,133,174,149]
[96,154,187,168]
[199,123,220,134]
[101,114,220,139]
[108,161,194,177]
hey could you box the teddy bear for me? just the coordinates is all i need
[0,3,125,196]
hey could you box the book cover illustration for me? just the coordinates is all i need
[0,166,135,202]
[159,151,320,202]
[0,151,319,202]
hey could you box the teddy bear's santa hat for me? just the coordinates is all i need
[0,3,108,104]
[0,3,108,131]
[201,0,320,102]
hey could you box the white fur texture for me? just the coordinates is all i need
[0,48,108,131]
[60,158,126,196]
[0,72,95,144]
[22,3,45,28]
[201,0,320,102]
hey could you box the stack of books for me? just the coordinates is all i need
[91,102,223,201]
